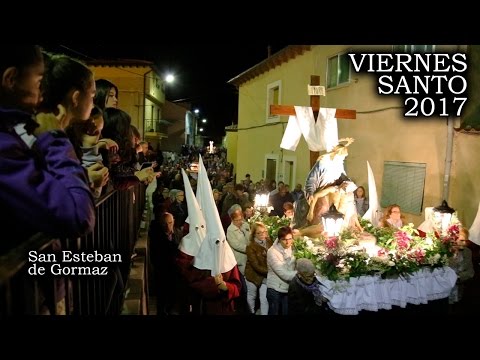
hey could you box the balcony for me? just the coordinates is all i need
[0,184,146,316]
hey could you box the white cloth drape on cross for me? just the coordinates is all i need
[280,106,338,152]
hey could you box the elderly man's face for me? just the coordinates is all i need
[298,270,316,285]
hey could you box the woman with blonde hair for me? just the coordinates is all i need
[244,222,273,315]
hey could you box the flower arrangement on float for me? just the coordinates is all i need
[248,193,291,240]
[248,211,291,240]
[293,217,459,281]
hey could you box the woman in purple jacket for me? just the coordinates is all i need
[0,45,95,254]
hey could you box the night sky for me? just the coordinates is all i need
[40,43,289,140]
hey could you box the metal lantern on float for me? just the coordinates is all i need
[322,204,344,237]
[254,193,270,215]
[432,200,455,234]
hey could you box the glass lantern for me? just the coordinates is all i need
[254,193,270,215]
[432,200,455,234]
[321,204,345,237]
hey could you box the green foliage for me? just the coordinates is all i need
[359,218,396,249]
[248,211,291,240]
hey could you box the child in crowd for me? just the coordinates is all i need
[102,107,157,189]
[0,45,95,254]
[354,185,369,217]
[66,106,118,198]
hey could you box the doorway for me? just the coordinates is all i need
[282,155,296,189]
[264,154,279,189]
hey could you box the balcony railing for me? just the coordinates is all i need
[0,183,146,316]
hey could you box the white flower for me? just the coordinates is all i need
[306,239,314,250]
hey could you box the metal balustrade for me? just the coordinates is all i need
[0,183,146,316]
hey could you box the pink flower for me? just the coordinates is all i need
[447,224,460,238]
[409,248,426,263]
[326,237,338,250]
[394,231,410,250]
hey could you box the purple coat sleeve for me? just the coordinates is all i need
[0,131,95,238]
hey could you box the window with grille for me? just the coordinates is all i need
[327,52,351,89]
[380,161,426,215]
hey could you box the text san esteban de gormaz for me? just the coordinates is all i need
[28,251,122,276]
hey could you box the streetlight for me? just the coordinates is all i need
[165,73,175,84]
[162,73,175,103]
[190,109,207,147]
[188,109,200,146]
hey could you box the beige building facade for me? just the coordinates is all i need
[223,124,238,173]
[229,45,480,227]
[88,60,186,153]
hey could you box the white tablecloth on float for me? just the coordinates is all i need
[318,266,457,315]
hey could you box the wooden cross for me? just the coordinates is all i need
[270,75,356,167]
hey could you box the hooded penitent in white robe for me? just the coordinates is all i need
[194,155,237,276]
[178,168,206,257]
[469,201,480,246]
[362,161,382,227]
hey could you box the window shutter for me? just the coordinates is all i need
[381,161,426,215]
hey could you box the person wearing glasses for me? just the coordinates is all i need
[245,222,273,315]
[379,204,405,229]
[266,226,297,315]
[288,258,328,315]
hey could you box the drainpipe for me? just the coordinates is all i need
[443,116,454,201]
[443,45,463,202]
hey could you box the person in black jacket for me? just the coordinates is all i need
[288,258,328,315]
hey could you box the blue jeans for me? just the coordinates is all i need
[267,288,289,315]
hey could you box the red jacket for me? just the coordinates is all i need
[176,251,242,315]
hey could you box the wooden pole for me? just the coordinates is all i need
[269,75,356,167]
